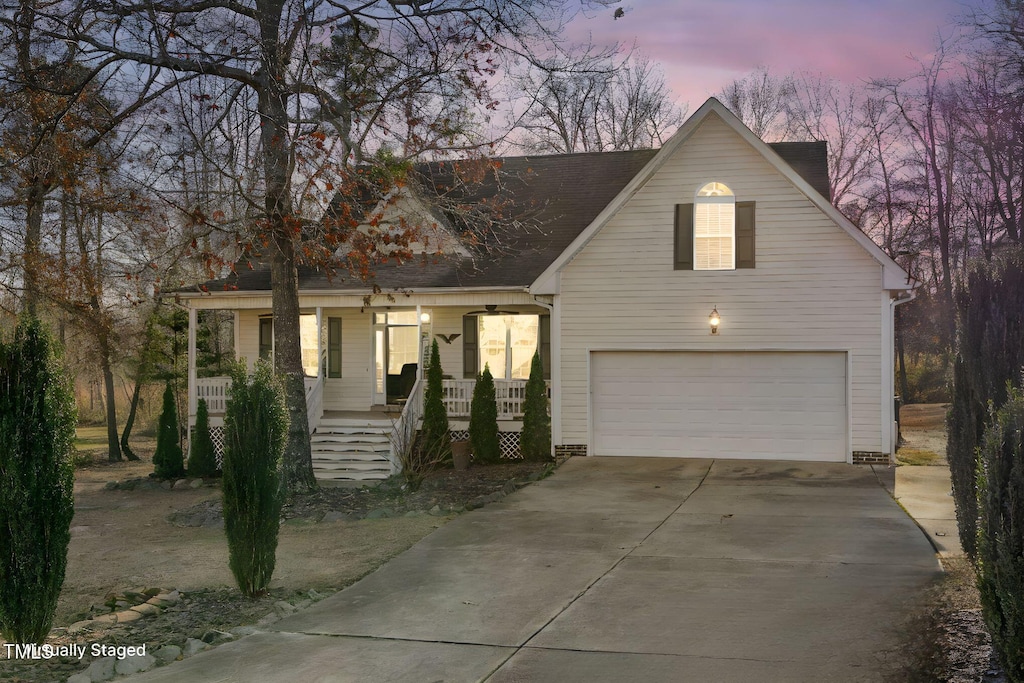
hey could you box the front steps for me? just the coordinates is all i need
[311,416,394,484]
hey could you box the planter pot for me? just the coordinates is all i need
[451,440,471,471]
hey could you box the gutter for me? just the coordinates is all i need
[170,285,533,300]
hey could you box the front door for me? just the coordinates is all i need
[372,311,421,405]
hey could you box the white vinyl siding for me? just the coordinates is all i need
[591,351,847,461]
[558,113,886,457]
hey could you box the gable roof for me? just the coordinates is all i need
[184,101,873,297]
[532,98,911,294]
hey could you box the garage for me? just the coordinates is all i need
[590,351,847,461]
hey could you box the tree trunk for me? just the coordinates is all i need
[99,334,122,462]
[257,51,315,494]
[119,378,142,461]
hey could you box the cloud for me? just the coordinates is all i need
[566,0,968,108]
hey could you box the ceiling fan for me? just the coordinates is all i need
[464,304,520,316]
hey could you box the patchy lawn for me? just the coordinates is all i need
[1,446,551,683]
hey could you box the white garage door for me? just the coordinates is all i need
[591,351,847,461]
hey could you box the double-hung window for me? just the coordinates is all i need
[674,182,756,270]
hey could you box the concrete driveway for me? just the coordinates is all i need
[129,458,939,682]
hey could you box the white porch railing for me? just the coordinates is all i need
[441,379,550,419]
[196,377,231,414]
[194,375,321,420]
[388,377,424,475]
[305,376,324,435]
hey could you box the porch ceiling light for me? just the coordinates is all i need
[709,307,720,335]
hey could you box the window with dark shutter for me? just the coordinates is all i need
[462,315,479,378]
[327,317,342,378]
[736,201,756,269]
[674,203,694,270]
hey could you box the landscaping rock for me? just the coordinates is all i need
[201,629,235,645]
[67,672,91,683]
[307,589,323,601]
[114,654,156,676]
[274,600,297,615]
[404,510,424,517]
[104,481,119,490]
[189,479,204,489]
[113,609,142,623]
[131,602,161,616]
[182,638,208,657]
[256,612,280,627]
[83,656,115,682]
[67,620,93,634]
[365,508,393,519]
[153,645,182,664]
[428,504,443,516]
[172,478,190,490]
[294,599,312,610]
[160,481,172,490]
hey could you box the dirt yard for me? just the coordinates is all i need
[1,444,549,683]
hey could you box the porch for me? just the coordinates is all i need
[193,375,546,483]
[195,377,539,422]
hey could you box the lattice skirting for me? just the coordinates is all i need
[449,430,522,460]
[209,426,226,469]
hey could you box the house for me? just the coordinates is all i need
[177,98,915,482]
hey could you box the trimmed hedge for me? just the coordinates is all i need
[0,317,77,643]
[948,249,1024,558]
[153,382,185,479]
[470,364,500,464]
[977,390,1024,682]
[187,397,219,477]
[222,362,288,597]
[520,351,551,461]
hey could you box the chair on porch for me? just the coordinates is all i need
[388,363,418,405]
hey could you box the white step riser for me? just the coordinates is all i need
[313,436,390,445]
[312,423,395,481]
[318,420,393,429]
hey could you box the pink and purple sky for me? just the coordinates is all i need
[568,0,975,110]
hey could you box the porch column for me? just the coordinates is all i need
[187,306,197,422]
[233,311,241,362]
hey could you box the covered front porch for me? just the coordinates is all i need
[182,293,551,482]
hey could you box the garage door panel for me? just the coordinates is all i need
[591,352,847,461]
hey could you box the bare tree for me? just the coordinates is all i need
[716,66,795,141]
[510,50,684,153]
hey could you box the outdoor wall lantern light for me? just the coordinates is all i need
[420,312,432,324]
[709,307,721,335]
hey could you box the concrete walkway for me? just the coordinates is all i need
[129,458,939,682]
[894,463,963,557]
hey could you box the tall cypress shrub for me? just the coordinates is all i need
[0,317,77,643]
[977,390,1024,682]
[188,398,218,477]
[520,351,551,461]
[222,361,288,597]
[469,364,500,464]
[948,249,1024,558]
[420,339,451,461]
[153,382,185,479]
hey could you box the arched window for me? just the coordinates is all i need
[694,182,735,270]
